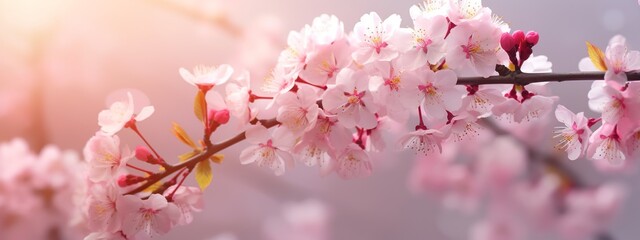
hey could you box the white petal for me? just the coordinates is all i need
[578,57,599,72]
[135,106,155,122]
[179,68,196,85]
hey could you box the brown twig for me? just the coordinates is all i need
[125,118,278,195]
[456,71,640,85]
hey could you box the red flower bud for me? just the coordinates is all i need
[512,30,525,44]
[135,146,153,162]
[213,109,230,124]
[500,32,516,51]
[525,31,539,45]
[117,174,146,187]
[207,109,219,124]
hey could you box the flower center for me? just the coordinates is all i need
[417,38,433,53]
[384,76,402,91]
[419,83,438,96]
[461,36,481,59]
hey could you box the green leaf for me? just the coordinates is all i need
[195,160,213,191]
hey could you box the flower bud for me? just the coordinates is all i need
[117,174,146,187]
[213,109,230,124]
[135,146,153,162]
[512,30,525,43]
[135,146,164,165]
[525,31,539,45]
[207,109,218,122]
[500,32,516,51]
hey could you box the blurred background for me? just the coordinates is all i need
[0,0,639,239]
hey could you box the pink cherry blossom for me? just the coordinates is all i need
[368,59,421,121]
[587,123,626,165]
[400,14,448,70]
[164,186,203,226]
[623,123,640,158]
[588,80,640,124]
[321,68,378,129]
[276,84,320,134]
[84,133,128,182]
[462,85,507,117]
[293,112,352,175]
[554,105,592,160]
[446,111,483,143]
[410,69,464,125]
[351,12,412,65]
[120,194,180,237]
[308,14,345,45]
[445,17,503,77]
[334,144,372,179]
[361,116,399,152]
[298,39,352,86]
[240,124,296,175]
[447,0,491,25]
[225,71,253,124]
[409,0,449,20]
[398,124,450,155]
[86,182,122,232]
[604,35,640,86]
[262,65,297,108]
[277,26,313,76]
[98,92,155,135]
[179,64,234,90]
[492,84,557,123]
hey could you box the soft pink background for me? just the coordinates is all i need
[0,0,639,239]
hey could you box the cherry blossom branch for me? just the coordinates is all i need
[122,67,640,197]
[125,118,279,195]
[456,70,640,86]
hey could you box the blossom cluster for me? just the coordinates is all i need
[82,92,204,239]
[556,35,640,168]
[223,0,558,179]
[0,139,86,240]
[78,0,640,239]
